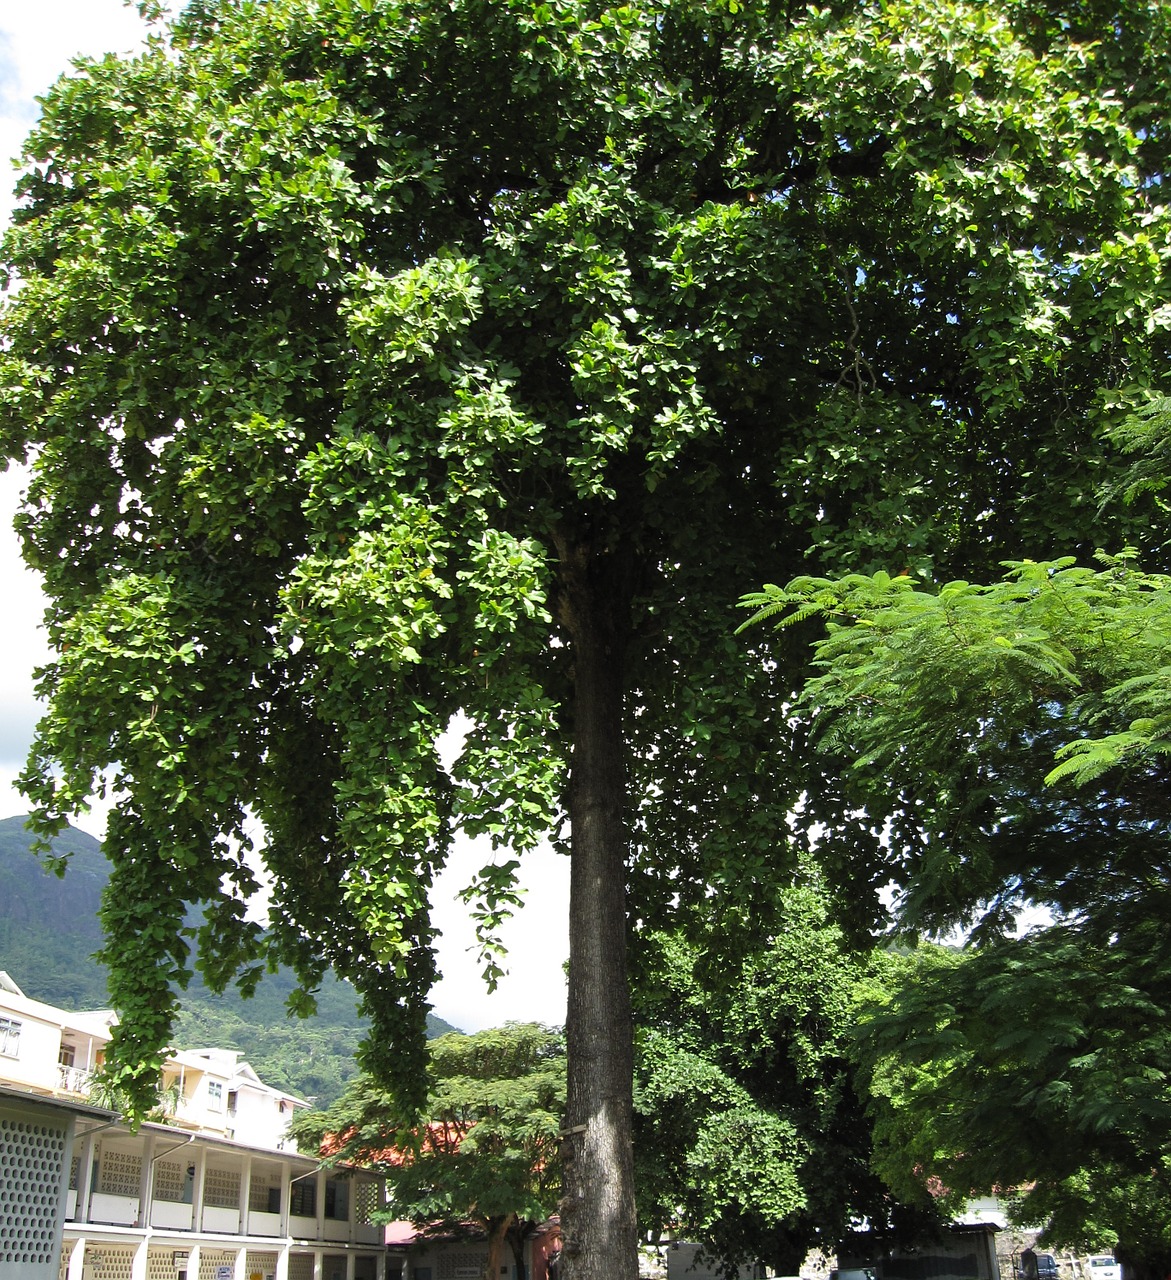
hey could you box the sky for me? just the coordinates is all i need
[0,1,570,1034]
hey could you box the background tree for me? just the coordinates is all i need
[3,2,1171,1277]
[633,881,943,1278]
[292,1023,565,1280]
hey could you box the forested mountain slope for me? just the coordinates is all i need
[0,814,456,1103]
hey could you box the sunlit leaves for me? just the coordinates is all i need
[4,0,1171,1127]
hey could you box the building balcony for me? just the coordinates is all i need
[58,1063,94,1095]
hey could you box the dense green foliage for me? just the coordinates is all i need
[0,815,454,1104]
[292,1024,564,1277]
[859,931,1171,1275]
[743,434,1171,1269]
[741,553,1171,938]
[4,0,1171,1271]
[633,882,941,1276]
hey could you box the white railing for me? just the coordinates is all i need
[58,1064,94,1094]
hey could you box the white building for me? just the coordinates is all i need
[0,973,388,1280]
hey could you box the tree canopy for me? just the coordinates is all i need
[740,551,1171,939]
[292,1023,565,1280]
[4,1,1171,1276]
[741,424,1171,1270]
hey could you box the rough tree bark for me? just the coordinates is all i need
[556,532,639,1280]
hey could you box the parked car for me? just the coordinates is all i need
[1021,1251,1059,1280]
[1088,1256,1121,1280]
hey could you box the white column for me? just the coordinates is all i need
[66,1235,87,1280]
[192,1143,208,1232]
[189,1244,203,1280]
[314,1251,324,1280]
[73,1132,96,1224]
[314,1170,326,1243]
[132,1236,149,1280]
[279,1163,292,1238]
[276,1243,292,1280]
[239,1154,253,1235]
[235,1245,250,1280]
[137,1131,156,1228]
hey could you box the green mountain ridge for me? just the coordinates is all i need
[0,814,457,1104]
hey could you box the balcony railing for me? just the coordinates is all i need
[58,1063,94,1095]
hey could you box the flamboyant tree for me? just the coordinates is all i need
[3,1,1171,1277]
[741,542,1171,1272]
[740,397,1171,1268]
[291,1023,565,1280]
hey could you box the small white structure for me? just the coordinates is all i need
[162,1048,304,1150]
[0,972,304,1151]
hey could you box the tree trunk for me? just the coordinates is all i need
[557,534,639,1280]
[508,1219,530,1280]
[487,1213,517,1280]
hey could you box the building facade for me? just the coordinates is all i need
[0,973,387,1280]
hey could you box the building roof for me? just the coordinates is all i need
[0,1081,119,1123]
[0,979,116,1037]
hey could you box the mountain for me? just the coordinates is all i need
[0,814,457,1104]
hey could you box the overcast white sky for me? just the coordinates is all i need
[0,1,569,1033]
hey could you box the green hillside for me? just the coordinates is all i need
[0,814,457,1104]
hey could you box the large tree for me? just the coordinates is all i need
[3,2,1170,1278]
[291,1023,565,1280]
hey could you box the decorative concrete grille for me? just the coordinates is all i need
[355,1256,380,1280]
[323,1255,349,1280]
[154,1160,187,1203]
[198,1248,236,1279]
[355,1179,380,1223]
[438,1251,487,1279]
[69,1156,80,1191]
[146,1248,184,1280]
[203,1166,241,1207]
[97,1149,142,1198]
[78,1246,135,1279]
[249,1171,281,1212]
[0,1115,68,1266]
[288,1253,316,1280]
[246,1251,279,1276]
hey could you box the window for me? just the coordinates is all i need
[207,1080,224,1111]
[325,1178,349,1221]
[0,1017,21,1058]
[290,1179,317,1218]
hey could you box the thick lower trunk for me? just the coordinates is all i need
[558,536,639,1280]
[487,1214,516,1280]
